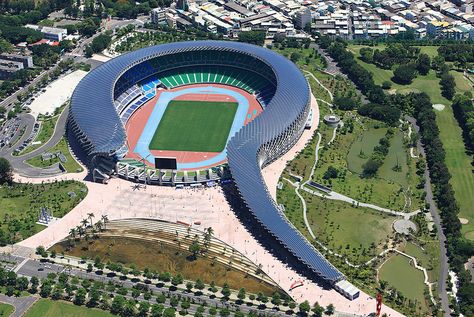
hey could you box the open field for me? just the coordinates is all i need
[311,114,421,211]
[436,105,474,239]
[347,127,387,174]
[0,181,87,242]
[26,137,83,173]
[150,100,237,152]
[24,299,113,317]
[52,236,279,295]
[0,303,13,317]
[379,130,410,187]
[277,182,396,264]
[402,241,440,284]
[379,254,428,313]
[349,44,474,239]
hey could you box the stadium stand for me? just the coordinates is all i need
[69,41,353,290]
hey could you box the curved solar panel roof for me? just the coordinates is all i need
[69,40,343,283]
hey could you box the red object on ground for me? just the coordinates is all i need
[125,84,262,170]
[177,220,190,227]
[376,293,382,316]
[289,280,304,290]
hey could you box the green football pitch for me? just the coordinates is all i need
[149,100,238,152]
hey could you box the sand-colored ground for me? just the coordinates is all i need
[15,96,404,316]
[29,70,87,119]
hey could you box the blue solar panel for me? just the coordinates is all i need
[69,41,344,283]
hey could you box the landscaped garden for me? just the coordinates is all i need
[378,254,428,314]
[26,137,83,173]
[0,180,87,244]
[52,235,279,296]
[24,299,114,317]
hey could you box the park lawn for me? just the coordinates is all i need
[312,114,410,211]
[26,137,83,173]
[379,130,410,187]
[0,303,13,317]
[379,254,428,313]
[24,299,113,317]
[277,181,396,264]
[0,181,87,242]
[52,236,279,295]
[150,100,237,152]
[436,105,474,240]
[403,241,440,284]
[450,70,473,93]
[347,127,387,174]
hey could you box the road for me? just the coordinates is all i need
[13,258,288,316]
[0,105,70,177]
[0,293,37,317]
[406,115,450,316]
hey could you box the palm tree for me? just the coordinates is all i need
[69,228,77,246]
[101,214,109,231]
[77,226,84,239]
[95,221,103,232]
[87,213,94,228]
[81,218,89,229]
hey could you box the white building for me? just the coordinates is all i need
[151,7,167,24]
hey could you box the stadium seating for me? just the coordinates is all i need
[157,65,272,97]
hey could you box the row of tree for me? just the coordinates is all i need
[452,93,474,151]
[438,44,474,64]
[408,92,474,316]
[319,36,402,125]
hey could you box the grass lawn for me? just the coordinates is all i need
[436,105,474,239]
[26,137,83,173]
[0,181,87,242]
[347,127,387,174]
[450,70,473,93]
[379,130,410,187]
[150,100,238,152]
[24,299,113,317]
[310,114,421,211]
[277,182,396,264]
[379,254,428,313]
[349,44,474,238]
[403,241,440,284]
[0,303,14,317]
[52,236,278,295]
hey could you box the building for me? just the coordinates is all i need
[69,41,351,293]
[25,24,67,41]
[151,7,167,24]
[0,53,33,80]
[294,7,311,29]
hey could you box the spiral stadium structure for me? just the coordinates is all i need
[69,41,347,286]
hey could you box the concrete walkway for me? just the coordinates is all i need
[0,294,37,317]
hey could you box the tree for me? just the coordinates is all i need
[323,166,338,179]
[440,72,456,100]
[299,300,311,315]
[312,302,324,317]
[325,303,335,316]
[188,240,201,260]
[237,288,246,301]
[382,81,392,90]
[195,278,205,290]
[163,307,176,317]
[416,53,431,75]
[0,158,13,185]
[290,52,301,63]
[238,31,265,46]
[221,284,231,299]
[393,64,416,85]
[111,295,126,315]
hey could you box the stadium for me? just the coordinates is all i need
[68,41,357,295]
